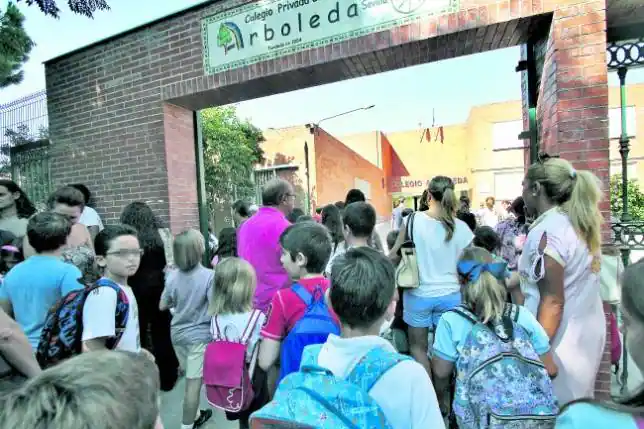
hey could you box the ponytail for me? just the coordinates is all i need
[440,187,457,241]
[459,246,507,323]
[563,170,602,255]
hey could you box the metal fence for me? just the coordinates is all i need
[0,90,52,207]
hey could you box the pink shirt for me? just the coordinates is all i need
[237,206,291,312]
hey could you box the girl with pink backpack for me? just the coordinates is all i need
[203,258,269,429]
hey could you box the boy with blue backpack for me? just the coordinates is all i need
[251,247,443,429]
[257,221,340,387]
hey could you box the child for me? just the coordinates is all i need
[208,257,267,429]
[432,246,558,428]
[325,201,377,276]
[317,247,442,428]
[556,259,644,428]
[160,229,214,429]
[0,213,82,350]
[0,237,23,276]
[81,225,143,354]
[211,227,237,267]
[258,221,338,384]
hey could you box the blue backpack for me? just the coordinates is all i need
[278,283,340,383]
[451,304,559,428]
[251,344,410,428]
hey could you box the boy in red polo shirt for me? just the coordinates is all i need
[257,221,338,388]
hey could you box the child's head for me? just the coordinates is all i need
[279,221,332,280]
[215,227,237,259]
[0,350,162,429]
[342,202,376,241]
[473,226,501,254]
[48,186,86,225]
[457,246,508,323]
[27,212,72,254]
[386,230,399,251]
[1,237,23,273]
[622,260,644,375]
[173,229,205,272]
[95,225,142,280]
[209,257,256,315]
[296,215,314,223]
[329,247,396,331]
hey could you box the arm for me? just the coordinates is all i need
[258,338,281,372]
[81,288,117,351]
[387,225,407,264]
[0,309,41,378]
[540,351,558,378]
[159,283,174,311]
[431,316,458,417]
[0,280,12,317]
[506,272,525,305]
[87,225,100,242]
[536,232,565,340]
[75,224,94,252]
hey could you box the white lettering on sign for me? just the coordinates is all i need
[392,177,468,190]
[202,0,459,74]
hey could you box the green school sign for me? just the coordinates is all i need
[202,0,459,75]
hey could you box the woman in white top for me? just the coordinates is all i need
[513,155,605,405]
[390,176,473,375]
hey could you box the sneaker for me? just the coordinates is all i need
[194,409,213,429]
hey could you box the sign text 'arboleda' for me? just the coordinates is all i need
[202,0,458,74]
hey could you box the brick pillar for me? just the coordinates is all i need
[536,3,611,400]
[163,103,199,234]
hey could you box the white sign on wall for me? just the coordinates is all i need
[354,177,371,199]
[202,0,459,74]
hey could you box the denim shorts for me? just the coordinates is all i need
[402,291,462,329]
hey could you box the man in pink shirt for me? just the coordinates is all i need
[237,178,294,312]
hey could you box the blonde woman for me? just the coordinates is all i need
[0,350,162,429]
[514,154,605,405]
[209,258,267,429]
[159,229,213,429]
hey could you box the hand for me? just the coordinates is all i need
[0,328,12,342]
[141,348,156,363]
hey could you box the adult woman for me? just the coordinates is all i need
[0,180,36,239]
[516,155,604,406]
[389,176,473,375]
[495,196,528,270]
[556,260,644,428]
[120,202,178,392]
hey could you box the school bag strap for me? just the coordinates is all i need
[211,309,262,343]
[292,283,314,306]
[450,304,520,342]
[92,278,130,349]
[405,212,416,245]
[346,346,411,392]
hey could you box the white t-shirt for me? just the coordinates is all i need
[81,283,140,352]
[79,206,104,231]
[212,311,265,362]
[317,335,444,429]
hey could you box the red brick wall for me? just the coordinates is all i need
[314,128,390,217]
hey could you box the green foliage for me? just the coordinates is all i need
[610,174,644,220]
[201,106,264,210]
[0,3,33,88]
[15,0,110,18]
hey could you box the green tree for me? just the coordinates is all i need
[0,3,33,88]
[15,0,110,18]
[610,174,644,220]
[201,107,264,211]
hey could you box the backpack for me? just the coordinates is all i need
[251,344,410,428]
[36,278,129,369]
[278,283,340,383]
[203,309,263,413]
[451,304,558,428]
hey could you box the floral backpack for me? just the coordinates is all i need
[450,304,558,428]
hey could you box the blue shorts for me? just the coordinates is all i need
[403,291,462,329]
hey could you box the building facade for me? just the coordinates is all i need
[265,83,643,217]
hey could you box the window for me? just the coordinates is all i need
[492,120,524,150]
[354,178,371,199]
[493,171,524,201]
[609,107,636,139]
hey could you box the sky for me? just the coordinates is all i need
[2,0,644,136]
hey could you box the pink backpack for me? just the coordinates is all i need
[609,312,622,366]
[203,310,262,413]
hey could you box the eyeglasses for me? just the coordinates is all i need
[106,249,144,258]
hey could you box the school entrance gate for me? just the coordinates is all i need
[45,0,642,398]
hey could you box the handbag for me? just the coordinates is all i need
[395,212,419,288]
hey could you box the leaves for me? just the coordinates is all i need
[0,3,33,88]
[201,106,264,208]
[610,174,644,220]
[15,0,110,18]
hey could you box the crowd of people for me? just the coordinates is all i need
[0,155,641,429]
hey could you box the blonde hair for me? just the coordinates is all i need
[0,350,160,429]
[526,157,602,254]
[459,247,507,324]
[209,257,256,315]
[428,175,457,241]
[173,229,205,271]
